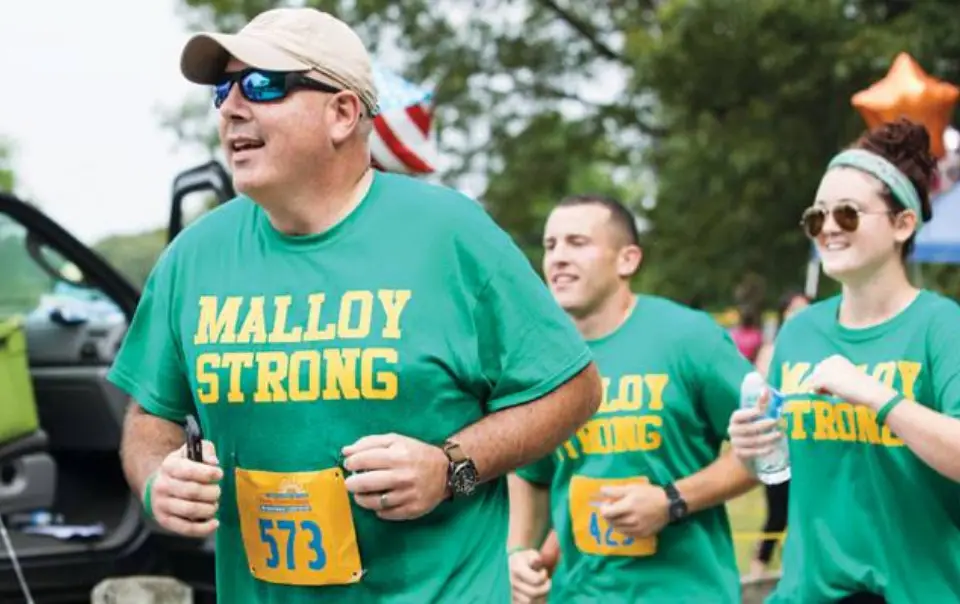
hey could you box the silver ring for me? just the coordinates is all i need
[379,493,389,510]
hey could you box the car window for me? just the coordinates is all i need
[0,213,117,320]
[181,189,219,230]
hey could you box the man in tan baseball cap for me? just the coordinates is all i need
[180,7,379,115]
[112,7,601,604]
[172,6,382,222]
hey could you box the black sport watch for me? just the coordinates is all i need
[663,483,688,523]
[442,441,479,498]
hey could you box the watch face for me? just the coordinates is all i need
[669,500,688,521]
[451,462,479,496]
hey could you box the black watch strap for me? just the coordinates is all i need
[664,483,688,523]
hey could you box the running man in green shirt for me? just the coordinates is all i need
[109,8,601,604]
[507,194,758,603]
[730,119,960,603]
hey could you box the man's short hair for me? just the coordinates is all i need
[556,194,640,247]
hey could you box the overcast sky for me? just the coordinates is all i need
[0,0,209,244]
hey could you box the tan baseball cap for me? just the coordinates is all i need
[180,7,379,114]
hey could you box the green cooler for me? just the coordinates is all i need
[0,317,40,444]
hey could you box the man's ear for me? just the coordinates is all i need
[327,93,365,145]
[617,245,642,278]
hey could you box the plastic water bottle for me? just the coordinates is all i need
[739,371,790,485]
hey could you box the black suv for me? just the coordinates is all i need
[0,161,233,604]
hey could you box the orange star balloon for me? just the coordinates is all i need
[851,52,960,158]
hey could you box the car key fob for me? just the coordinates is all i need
[185,415,203,463]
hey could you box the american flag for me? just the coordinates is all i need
[369,63,438,175]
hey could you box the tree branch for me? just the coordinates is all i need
[533,0,630,65]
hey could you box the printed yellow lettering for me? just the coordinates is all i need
[268,296,303,343]
[776,360,921,449]
[378,290,412,339]
[636,416,663,450]
[785,401,811,440]
[610,416,639,452]
[338,291,373,339]
[575,425,595,455]
[872,362,896,389]
[561,439,579,460]
[897,361,922,400]
[597,378,615,413]
[322,349,361,400]
[780,363,810,395]
[854,405,881,444]
[580,422,613,455]
[237,297,268,344]
[833,402,857,442]
[221,352,254,403]
[188,289,414,406]
[644,375,668,411]
[595,374,670,414]
[361,348,398,399]
[556,438,580,461]
[196,353,220,404]
[595,422,615,453]
[253,351,288,403]
[610,376,643,412]
[558,415,664,460]
[812,401,838,440]
[303,293,336,341]
[881,424,904,447]
[288,350,320,402]
[194,296,241,344]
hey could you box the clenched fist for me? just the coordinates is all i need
[145,440,222,538]
[509,548,551,604]
[342,433,450,521]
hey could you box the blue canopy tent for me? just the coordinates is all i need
[911,182,960,262]
[804,183,960,297]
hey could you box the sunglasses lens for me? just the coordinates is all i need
[213,82,232,108]
[213,71,289,108]
[833,205,860,232]
[241,71,287,102]
[801,208,825,237]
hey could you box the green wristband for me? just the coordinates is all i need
[506,545,530,556]
[875,393,904,426]
[143,471,158,520]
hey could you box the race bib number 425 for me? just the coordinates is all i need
[235,466,363,586]
[568,475,657,557]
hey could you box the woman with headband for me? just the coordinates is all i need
[728,118,960,604]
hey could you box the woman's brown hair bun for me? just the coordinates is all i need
[852,117,935,224]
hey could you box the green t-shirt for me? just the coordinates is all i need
[107,171,592,604]
[516,295,752,603]
[767,290,960,604]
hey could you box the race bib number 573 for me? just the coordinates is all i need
[235,466,363,586]
[568,475,657,557]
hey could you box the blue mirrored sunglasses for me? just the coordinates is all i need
[213,68,342,109]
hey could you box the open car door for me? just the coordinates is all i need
[0,192,156,603]
[0,181,230,602]
[0,160,233,602]
[167,159,234,242]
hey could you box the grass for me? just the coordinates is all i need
[726,484,784,574]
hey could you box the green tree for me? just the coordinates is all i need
[639,0,960,303]
[168,0,960,307]
[92,229,168,288]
